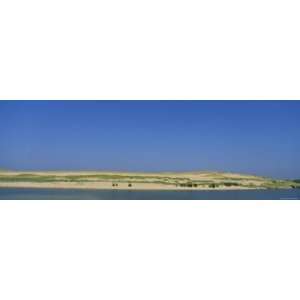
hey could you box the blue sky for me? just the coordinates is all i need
[0,100,299,179]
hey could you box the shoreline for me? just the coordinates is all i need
[0,182,289,191]
[1,171,298,191]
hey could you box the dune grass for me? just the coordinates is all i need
[0,172,299,189]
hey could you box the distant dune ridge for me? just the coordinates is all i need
[0,170,299,190]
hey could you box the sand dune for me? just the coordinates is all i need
[0,171,298,190]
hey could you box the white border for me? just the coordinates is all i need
[1,0,300,100]
[1,200,300,300]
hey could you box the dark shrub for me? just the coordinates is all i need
[223,182,239,187]
[128,183,132,187]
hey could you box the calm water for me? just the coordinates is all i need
[0,188,299,200]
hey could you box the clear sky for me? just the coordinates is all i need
[0,100,299,179]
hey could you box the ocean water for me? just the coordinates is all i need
[0,188,299,200]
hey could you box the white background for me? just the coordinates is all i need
[0,0,300,100]
[1,0,300,300]
[1,200,300,300]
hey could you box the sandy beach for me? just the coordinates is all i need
[0,181,260,191]
[0,171,297,191]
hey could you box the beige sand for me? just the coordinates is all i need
[0,181,259,191]
[0,170,295,190]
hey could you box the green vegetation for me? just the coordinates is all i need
[0,171,299,189]
[0,175,62,182]
[222,182,239,187]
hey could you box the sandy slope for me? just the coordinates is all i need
[0,170,295,190]
[0,181,258,191]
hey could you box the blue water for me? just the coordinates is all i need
[0,188,299,200]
